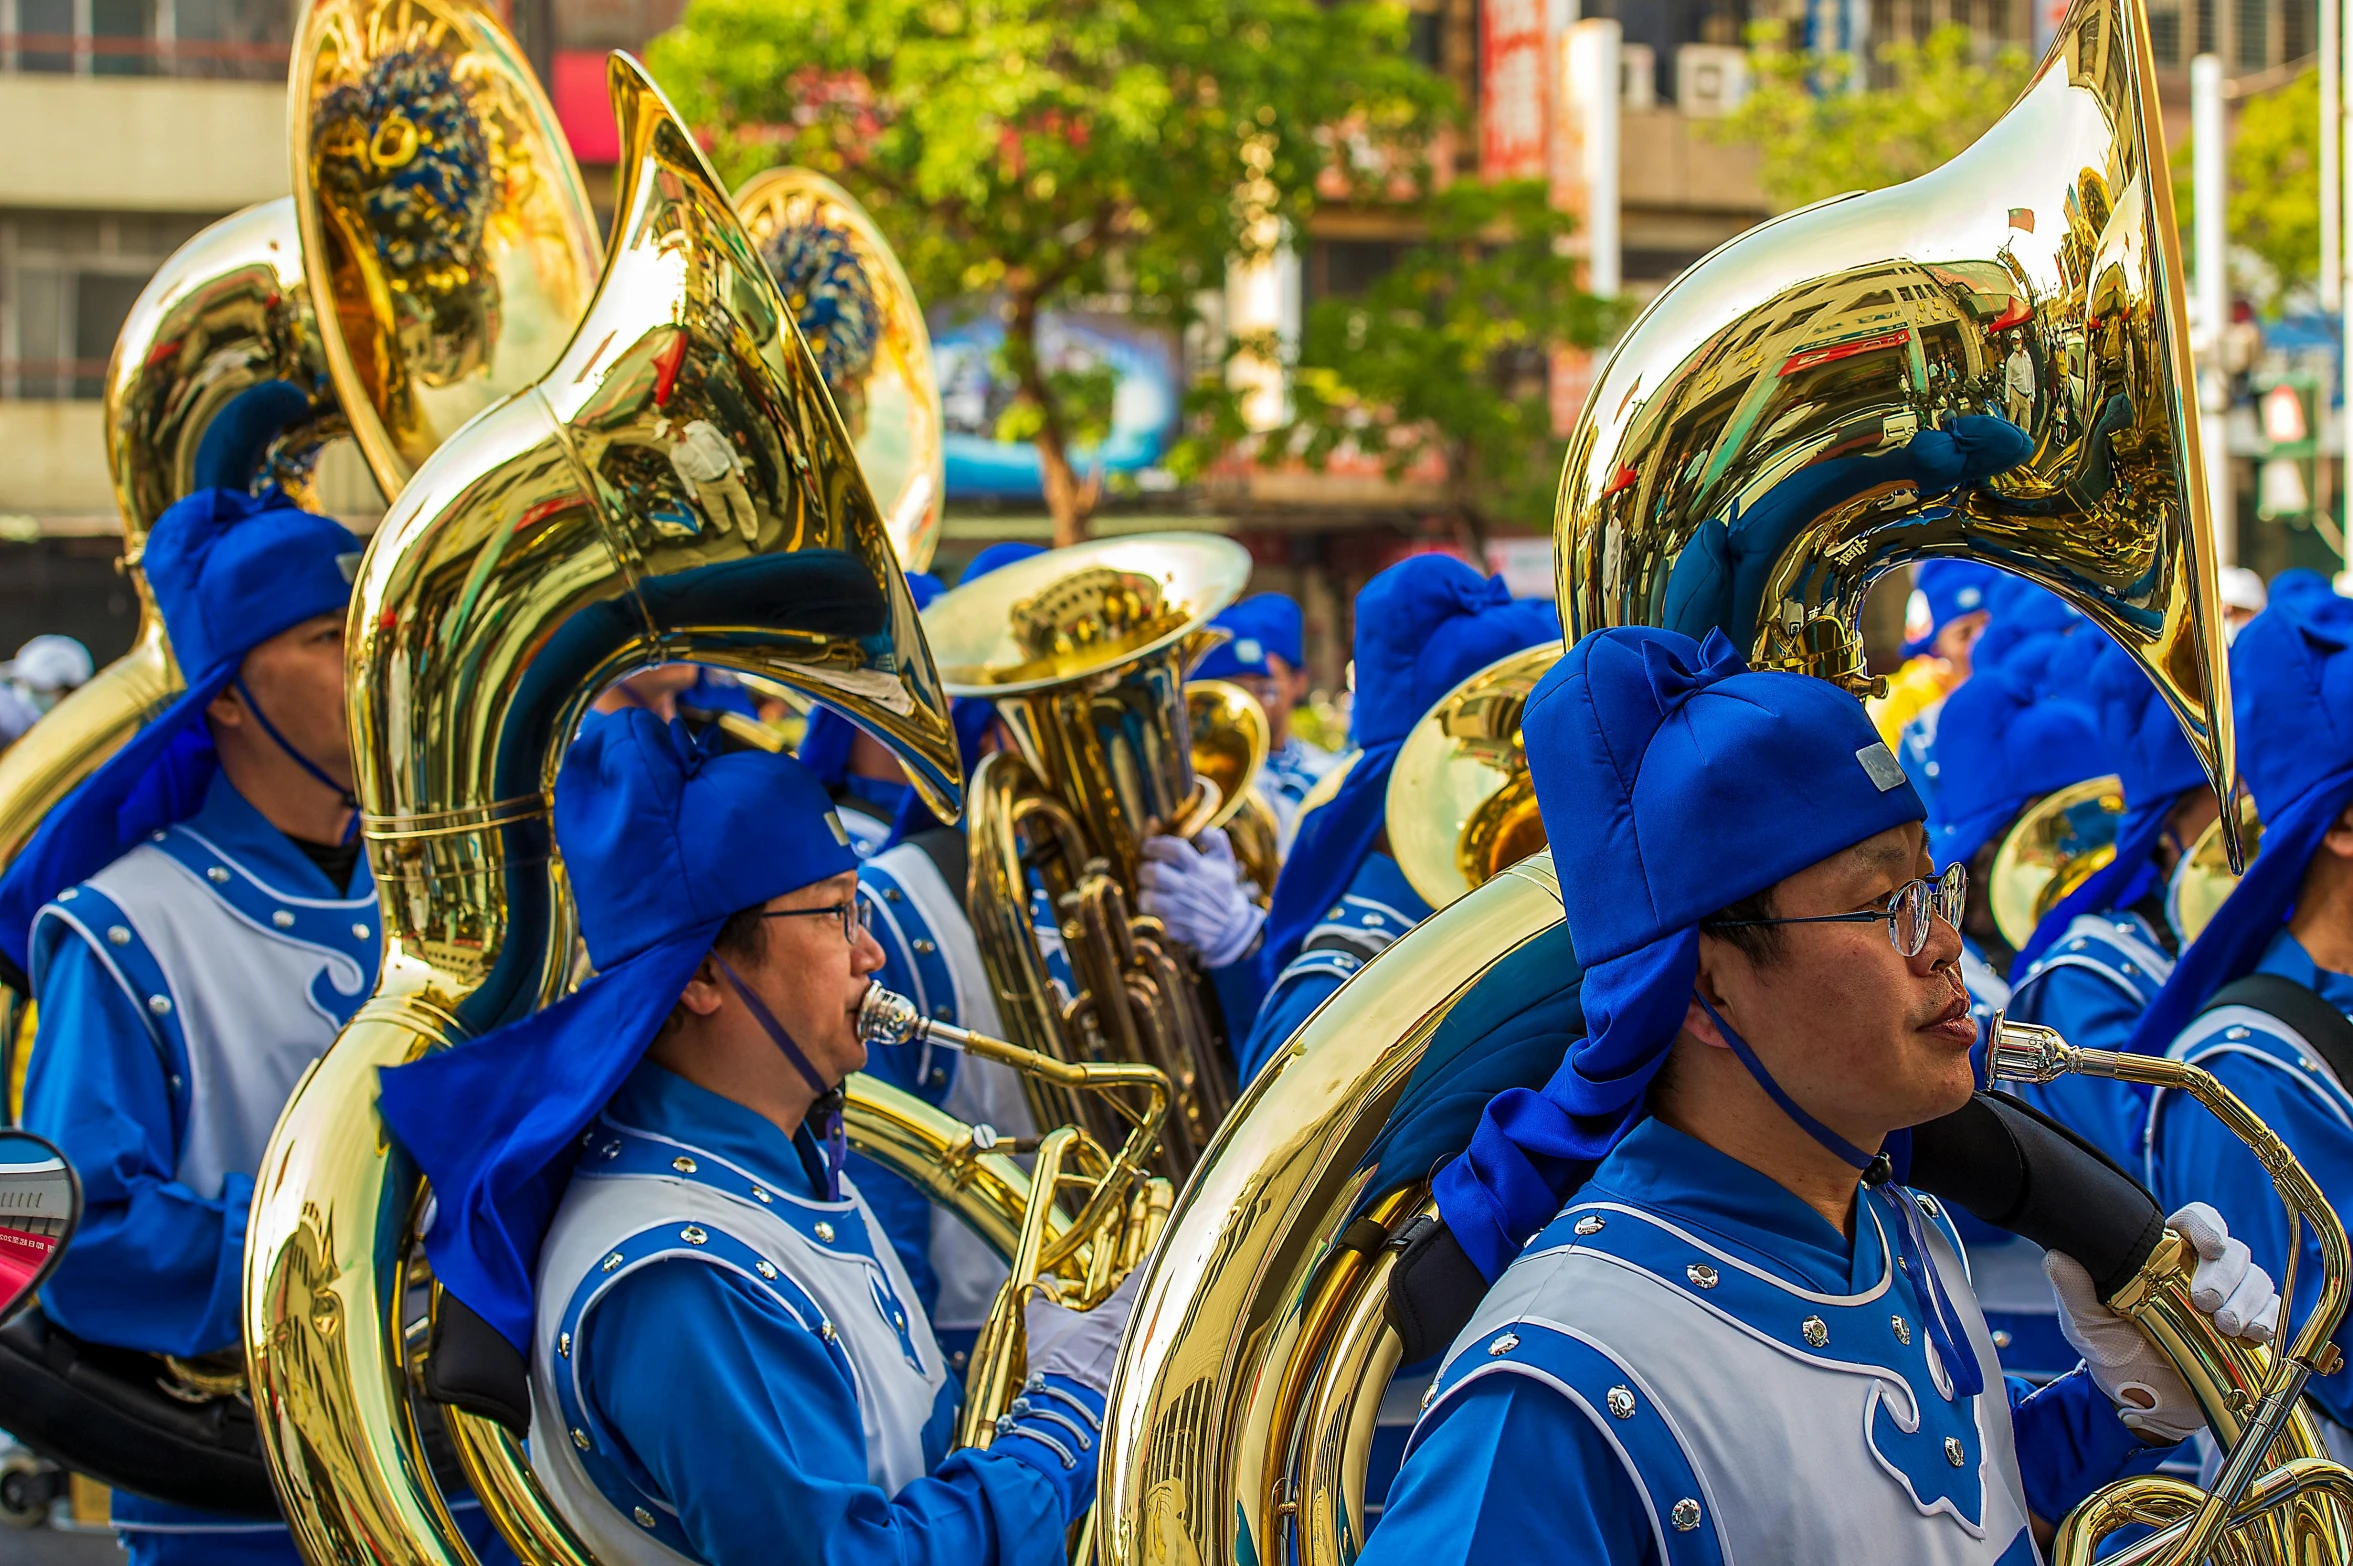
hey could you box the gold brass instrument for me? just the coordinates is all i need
[922,535,1258,1176]
[857,985,1172,1455]
[241,53,960,1566]
[1989,1018,2353,1564]
[2173,793,2263,945]
[291,0,601,499]
[1186,678,1280,904]
[1098,2,2244,1561]
[1385,643,1564,912]
[737,168,946,574]
[1987,773,2127,949]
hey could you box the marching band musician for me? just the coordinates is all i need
[1872,560,1998,805]
[1381,626,2280,1566]
[0,490,502,1566]
[2135,590,2353,1447]
[2001,636,2215,1169]
[1190,592,1336,852]
[1167,554,1554,1083]
[378,710,1131,1566]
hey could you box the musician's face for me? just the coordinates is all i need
[746,870,886,1086]
[1684,823,1979,1155]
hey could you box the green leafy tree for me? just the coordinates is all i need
[1716,22,2031,211]
[1251,179,1619,543]
[648,0,1450,545]
[2175,68,2321,310]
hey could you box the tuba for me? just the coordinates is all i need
[1097,2,2273,1562]
[1185,678,1280,901]
[1384,642,1562,912]
[2171,793,2262,944]
[1987,773,2128,948]
[920,536,1261,1176]
[735,167,946,573]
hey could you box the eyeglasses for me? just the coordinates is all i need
[1702,863,1967,959]
[761,899,875,947]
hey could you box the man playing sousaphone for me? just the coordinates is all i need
[380,710,1130,1566]
[1368,627,2278,1564]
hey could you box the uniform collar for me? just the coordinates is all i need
[604,1056,831,1200]
[2256,927,2353,1013]
[1581,1115,1875,1296]
[183,770,369,903]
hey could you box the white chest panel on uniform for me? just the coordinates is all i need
[530,1116,949,1566]
[43,826,377,1196]
[1412,1191,2034,1566]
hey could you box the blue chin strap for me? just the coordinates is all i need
[1692,990,1984,1400]
[717,957,847,1201]
[231,673,358,844]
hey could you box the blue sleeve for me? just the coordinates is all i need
[2005,1369,2164,1523]
[2151,1051,2353,1425]
[2004,967,2151,1168]
[1237,962,1345,1084]
[1359,1375,1655,1566]
[1209,940,1271,1060]
[584,1258,1077,1566]
[21,931,250,1356]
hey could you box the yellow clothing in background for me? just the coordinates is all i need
[1868,655,1958,748]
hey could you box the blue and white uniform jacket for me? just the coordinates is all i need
[1236,852,1429,1084]
[23,772,379,1545]
[2146,929,2353,1441]
[853,838,1036,1353]
[528,1061,1090,1566]
[1258,736,1340,856]
[1362,1117,2155,1566]
[2006,910,2173,1172]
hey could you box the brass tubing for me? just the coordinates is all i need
[957,1128,1078,1451]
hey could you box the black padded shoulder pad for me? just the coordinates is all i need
[1906,1091,2165,1302]
[1384,1214,1487,1366]
[422,1291,531,1436]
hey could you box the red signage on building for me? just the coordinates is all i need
[1481,0,1550,179]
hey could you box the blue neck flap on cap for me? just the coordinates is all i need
[2128,595,2353,1057]
[1433,627,1927,1281]
[1261,557,1557,980]
[377,709,862,1351]
[0,488,360,969]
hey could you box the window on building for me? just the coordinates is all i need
[2234,0,2268,68]
[1,0,291,79]
[2149,0,2185,64]
[2197,0,2217,55]
[1306,239,1406,312]
[1,211,212,399]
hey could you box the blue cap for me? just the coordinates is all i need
[0,488,361,969]
[2130,593,2353,1054]
[1194,593,1304,681]
[1259,557,1559,983]
[378,711,861,1350]
[961,541,1043,582]
[1436,628,1927,1279]
[1904,562,2003,658]
[1927,669,2104,867]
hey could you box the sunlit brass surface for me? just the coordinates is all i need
[1386,643,1565,912]
[1187,679,1279,901]
[242,56,959,1566]
[736,168,944,573]
[1098,855,1565,1566]
[1101,3,2246,1560]
[2172,793,2263,946]
[925,536,1253,1177]
[291,0,600,498]
[1554,0,2235,862]
[1988,774,2126,948]
[1990,1018,2353,1564]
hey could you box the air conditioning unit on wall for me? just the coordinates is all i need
[1676,43,1749,117]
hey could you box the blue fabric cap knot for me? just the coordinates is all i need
[2130,591,2353,1054]
[1926,670,2104,870]
[1435,627,1927,1281]
[378,709,861,1351]
[1194,592,1304,681]
[0,487,361,969]
[1260,555,1558,978]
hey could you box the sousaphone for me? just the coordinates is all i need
[1096,4,2285,1563]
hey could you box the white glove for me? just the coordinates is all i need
[1136,830,1264,969]
[2045,1201,2280,1442]
[1022,1269,1141,1400]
